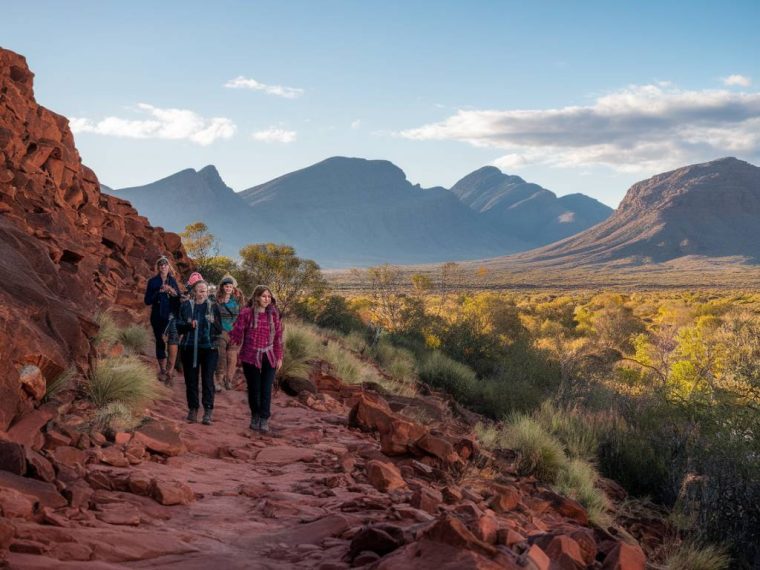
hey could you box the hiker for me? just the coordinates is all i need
[143,256,180,383]
[229,285,283,433]
[176,280,222,425]
[214,274,244,391]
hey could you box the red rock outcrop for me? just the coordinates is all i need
[0,48,191,431]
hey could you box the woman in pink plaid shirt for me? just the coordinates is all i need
[228,285,283,432]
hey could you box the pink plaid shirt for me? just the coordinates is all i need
[229,306,283,369]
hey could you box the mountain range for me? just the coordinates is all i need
[495,157,760,268]
[110,158,612,267]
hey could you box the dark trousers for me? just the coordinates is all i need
[181,346,218,411]
[151,317,168,360]
[243,358,275,419]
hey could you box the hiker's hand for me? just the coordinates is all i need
[276,359,283,371]
[191,320,197,329]
[166,286,177,296]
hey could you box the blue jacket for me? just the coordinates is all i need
[144,275,180,322]
[176,300,222,350]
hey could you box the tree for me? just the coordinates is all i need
[179,222,219,264]
[238,243,326,314]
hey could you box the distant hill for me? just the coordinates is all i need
[501,157,760,267]
[109,166,286,255]
[450,166,613,245]
[239,157,531,266]
[108,157,613,267]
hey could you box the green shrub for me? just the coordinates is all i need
[555,458,612,527]
[314,295,363,334]
[43,367,76,403]
[93,401,141,432]
[118,324,150,354]
[663,542,730,570]
[535,401,606,461]
[94,312,119,347]
[474,422,502,451]
[418,351,477,399]
[502,415,567,482]
[321,340,379,385]
[280,322,320,379]
[86,356,164,410]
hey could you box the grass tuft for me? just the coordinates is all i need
[94,312,119,347]
[86,356,164,409]
[280,322,320,379]
[555,458,612,527]
[501,414,567,482]
[92,401,142,432]
[43,367,76,403]
[663,542,731,570]
[118,324,150,354]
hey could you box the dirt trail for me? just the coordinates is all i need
[8,377,385,569]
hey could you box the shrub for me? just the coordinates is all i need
[417,351,478,399]
[535,401,606,461]
[86,356,164,410]
[502,415,567,482]
[663,542,730,570]
[118,324,150,354]
[315,295,363,334]
[555,458,612,527]
[93,401,141,432]
[94,312,119,347]
[321,341,378,385]
[474,422,502,451]
[342,330,369,354]
[279,322,320,379]
[44,367,76,403]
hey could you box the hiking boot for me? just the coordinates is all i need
[214,383,223,393]
[186,408,198,423]
[249,416,260,431]
[164,371,174,387]
[202,409,213,425]
[259,419,270,433]
[223,378,232,390]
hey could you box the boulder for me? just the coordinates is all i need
[415,433,461,465]
[424,514,498,558]
[366,460,406,493]
[151,479,194,506]
[280,376,318,397]
[349,526,404,559]
[0,441,27,475]
[132,421,185,457]
[411,486,443,514]
[0,470,66,508]
[601,542,646,570]
[18,365,45,400]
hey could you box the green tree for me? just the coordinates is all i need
[238,243,326,314]
[179,222,219,265]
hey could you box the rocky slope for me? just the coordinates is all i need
[490,157,760,268]
[0,48,190,431]
[450,167,613,246]
[0,359,653,569]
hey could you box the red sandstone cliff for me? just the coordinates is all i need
[0,48,190,431]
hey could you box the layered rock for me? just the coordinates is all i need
[0,48,190,431]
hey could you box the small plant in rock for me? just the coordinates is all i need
[86,355,164,410]
[118,324,150,355]
[92,401,141,432]
[94,311,119,348]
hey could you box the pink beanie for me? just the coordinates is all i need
[186,272,204,289]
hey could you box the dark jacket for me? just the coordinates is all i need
[144,275,180,322]
[176,300,223,350]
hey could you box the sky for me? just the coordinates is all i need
[2,0,759,207]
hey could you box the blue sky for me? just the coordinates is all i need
[3,0,759,206]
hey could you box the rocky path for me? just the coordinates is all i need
[7,375,395,569]
[3,367,650,570]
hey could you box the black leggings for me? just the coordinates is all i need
[242,359,275,419]
[151,317,169,360]
[181,347,218,411]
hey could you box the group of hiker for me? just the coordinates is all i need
[144,256,282,432]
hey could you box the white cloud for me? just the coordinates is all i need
[251,128,297,144]
[401,83,760,172]
[70,103,236,145]
[224,76,304,99]
[722,74,751,87]
[351,119,361,129]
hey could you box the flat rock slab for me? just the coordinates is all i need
[255,446,316,464]
[244,513,355,547]
[0,470,67,508]
[133,421,186,457]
